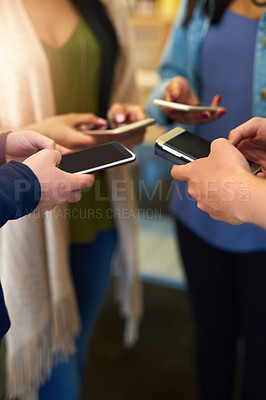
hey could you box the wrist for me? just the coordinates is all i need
[229,169,254,225]
[237,173,266,226]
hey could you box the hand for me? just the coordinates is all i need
[163,76,226,125]
[23,149,95,212]
[5,130,56,163]
[229,117,266,174]
[170,138,253,225]
[24,113,108,150]
[106,103,147,148]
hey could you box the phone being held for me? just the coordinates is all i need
[79,118,156,135]
[153,98,221,113]
[155,127,262,175]
[59,142,136,174]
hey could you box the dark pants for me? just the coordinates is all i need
[176,220,266,400]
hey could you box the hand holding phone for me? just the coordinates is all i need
[160,76,226,125]
[78,118,155,149]
[170,138,260,226]
[155,127,261,175]
[153,99,220,113]
[59,142,136,174]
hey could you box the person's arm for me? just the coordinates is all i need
[170,138,266,227]
[22,113,108,150]
[0,131,41,226]
[0,130,96,226]
[242,175,266,228]
[0,160,40,227]
[146,0,225,127]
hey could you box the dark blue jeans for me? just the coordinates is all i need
[39,227,117,400]
[176,220,266,400]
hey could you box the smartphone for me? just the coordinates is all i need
[59,142,136,174]
[80,118,156,135]
[153,98,220,113]
[155,127,262,174]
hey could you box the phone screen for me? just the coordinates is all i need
[59,142,135,174]
[159,130,261,174]
[166,131,211,160]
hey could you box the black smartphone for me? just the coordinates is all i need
[155,127,261,174]
[59,142,136,174]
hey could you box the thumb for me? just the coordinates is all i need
[49,149,62,167]
[107,103,126,124]
[171,163,190,181]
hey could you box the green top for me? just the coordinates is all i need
[43,18,114,243]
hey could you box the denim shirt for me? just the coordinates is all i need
[147,0,266,252]
[146,0,266,127]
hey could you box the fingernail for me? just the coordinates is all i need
[217,95,222,102]
[116,114,125,124]
[218,110,226,117]
[171,109,178,114]
[97,118,107,124]
[202,113,209,119]
[170,92,178,100]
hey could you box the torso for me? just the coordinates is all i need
[22,0,80,48]
[169,1,266,252]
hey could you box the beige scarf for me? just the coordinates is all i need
[0,0,142,398]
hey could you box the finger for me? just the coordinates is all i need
[33,132,56,150]
[257,172,266,179]
[55,144,70,154]
[164,110,213,125]
[211,94,222,107]
[107,103,126,124]
[171,163,191,181]
[126,106,146,122]
[204,108,226,122]
[66,190,83,203]
[19,130,56,151]
[69,113,107,127]
[64,129,97,149]
[70,113,107,125]
[228,118,262,146]
[164,80,181,102]
[67,172,95,191]
[199,96,226,121]
[50,149,62,166]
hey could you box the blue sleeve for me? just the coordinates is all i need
[0,160,41,342]
[146,0,189,127]
[0,160,41,228]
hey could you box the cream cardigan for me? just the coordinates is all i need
[0,0,142,398]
